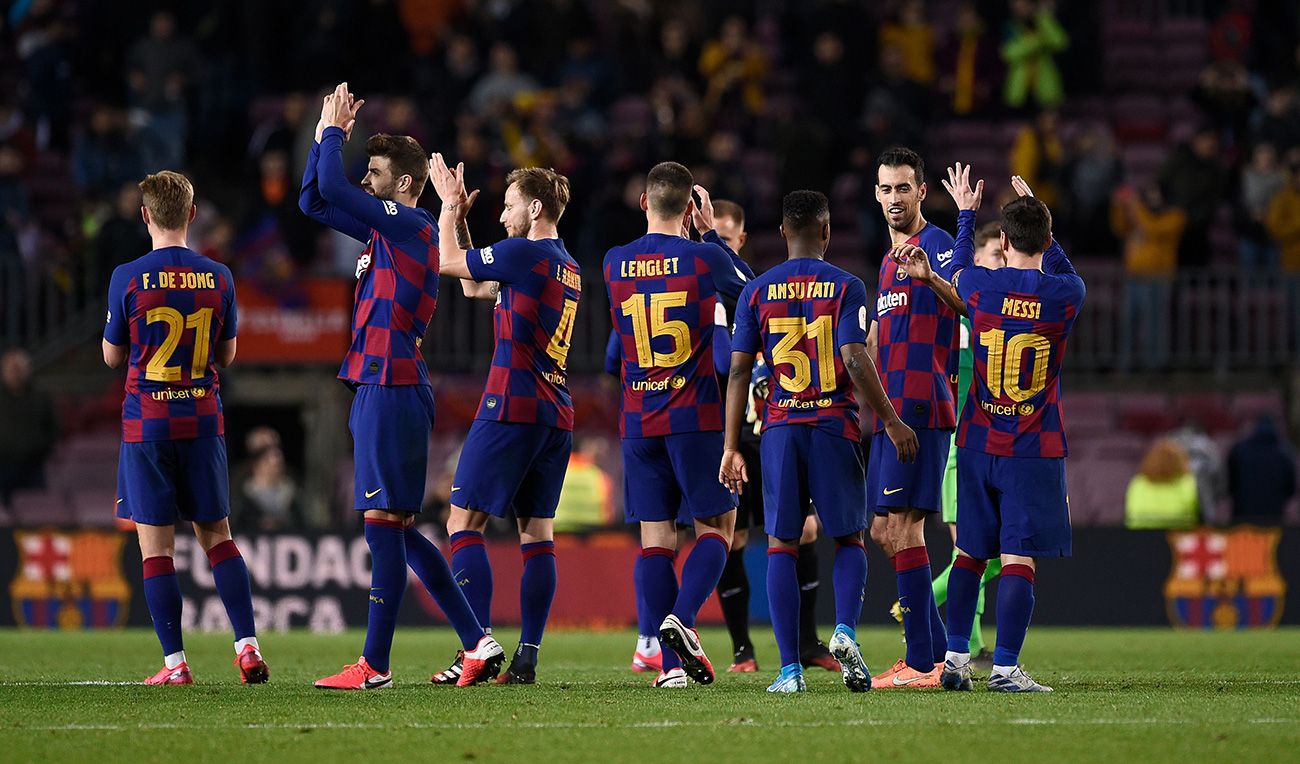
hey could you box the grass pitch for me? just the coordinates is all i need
[0,627,1296,763]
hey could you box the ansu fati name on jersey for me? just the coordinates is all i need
[765,280,837,300]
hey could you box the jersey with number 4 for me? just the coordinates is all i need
[953,215,1085,457]
[105,246,236,443]
[466,237,580,430]
[731,258,869,441]
[603,232,747,438]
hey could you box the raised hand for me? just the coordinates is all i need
[940,162,984,212]
[890,242,934,282]
[718,448,748,495]
[428,152,467,206]
[691,184,716,235]
[1011,175,1034,198]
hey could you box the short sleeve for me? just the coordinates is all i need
[466,237,540,285]
[104,266,130,345]
[730,282,762,355]
[837,277,869,348]
[220,268,238,340]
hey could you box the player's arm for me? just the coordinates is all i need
[604,328,621,377]
[298,89,372,243]
[692,184,754,288]
[720,350,756,494]
[216,270,238,367]
[102,339,126,369]
[843,342,917,463]
[894,242,967,316]
[865,320,878,362]
[216,338,237,367]
[102,266,129,369]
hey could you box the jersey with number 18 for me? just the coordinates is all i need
[105,246,236,442]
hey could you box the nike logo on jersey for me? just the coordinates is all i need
[451,486,461,492]
[365,488,382,499]
[116,498,123,504]
[883,487,904,496]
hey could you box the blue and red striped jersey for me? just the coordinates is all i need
[299,126,439,387]
[951,210,1086,457]
[603,231,748,438]
[105,247,236,442]
[870,222,958,432]
[731,258,869,441]
[465,237,581,430]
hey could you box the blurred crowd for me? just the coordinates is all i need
[1,0,1298,301]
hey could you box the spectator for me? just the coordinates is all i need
[879,0,935,86]
[553,437,614,533]
[1000,0,1069,111]
[0,348,58,507]
[937,1,999,116]
[126,11,200,169]
[1009,109,1063,208]
[1060,122,1121,257]
[650,19,701,87]
[1252,86,1300,150]
[72,105,142,198]
[1238,142,1285,270]
[234,444,302,532]
[0,145,31,259]
[468,43,540,119]
[1111,183,1186,372]
[1125,437,1199,529]
[1226,416,1297,523]
[90,181,151,288]
[1172,418,1226,525]
[860,45,928,154]
[12,0,74,150]
[801,31,863,157]
[1157,127,1227,267]
[1264,154,1300,351]
[1191,59,1256,151]
[698,15,769,120]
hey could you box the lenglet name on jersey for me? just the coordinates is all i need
[621,257,680,278]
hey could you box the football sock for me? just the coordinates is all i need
[362,519,407,674]
[766,547,801,669]
[893,545,936,672]
[142,556,184,657]
[993,564,1036,669]
[164,650,187,670]
[513,643,539,667]
[717,547,752,654]
[449,530,493,630]
[673,532,728,628]
[634,553,653,638]
[831,538,867,629]
[519,541,557,647]
[404,525,484,650]
[944,556,986,654]
[641,547,681,671]
[235,636,259,654]
[206,540,256,641]
[637,635,661,656]
[929,589,949,665]
[932,548,957,606]
[972,558,1003,654]
[796,542,820,652]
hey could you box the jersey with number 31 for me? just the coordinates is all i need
[466,237,581,431]
[105,246,236,443]
[731,258,869,441]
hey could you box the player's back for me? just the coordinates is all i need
[473,237,581,430]
[106,246,235,442]
[957,264,1085,458]
[872,222,959,431]
[738,258,868,441]
[603,233,738,438]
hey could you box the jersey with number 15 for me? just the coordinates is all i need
[466,236,581,431]
[603,232,747,438]
[731,258,869,441]
[105,246,236,443]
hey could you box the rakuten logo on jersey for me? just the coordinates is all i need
[355,252,372,279]
[877,290,908,316]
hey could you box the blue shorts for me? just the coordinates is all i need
[760,426,866,541]
[622,432,736,523]
[350,384,435,512]
[866,427,952,514]
[452,420,572,519]
[116,436,229,525]
[955,448,1071,559]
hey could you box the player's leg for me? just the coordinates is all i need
[971,556,1003,662]
[630,552,663,672]
[622,436,687,687]
[658,432,735,686]
[940,448,998,691]
[119,440,190,685]
[446,507,493,634]
[932,435,960,608]
[759,426,809,693]
[718,524,757,671]
[181,434,266,683]
[797,514,838,671]
[402,516,488,653]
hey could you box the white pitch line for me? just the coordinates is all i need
[2,718,1296,733]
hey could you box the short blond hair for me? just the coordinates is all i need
[138,171,194,231]
[506,167,571,222]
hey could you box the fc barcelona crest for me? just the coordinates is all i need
[10,530,131,629]
[1165,526,1285,629]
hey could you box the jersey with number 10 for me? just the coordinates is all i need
[731,258,869,441]
[105,246,236,443]
[465,237,581,431]
[951,210,1086,457]
[603,232,747,438]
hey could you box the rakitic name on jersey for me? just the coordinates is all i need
[620,256,680,278]
[766,280,837,300]
[980,399,1035,417]
[877,290,908,315]
[1001,296,1042,320]
[630,375,686,392]
[140,271,217,291]
[554,264,582,290]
